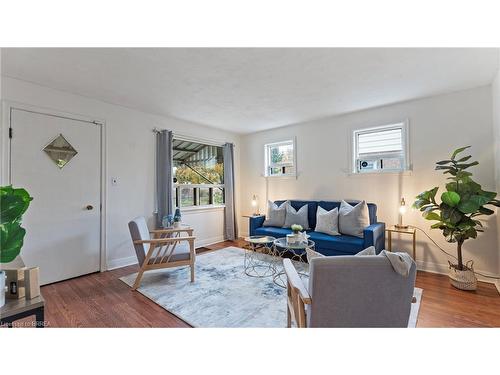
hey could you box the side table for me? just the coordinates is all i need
[0,295,45,328]
[244,236,276,278]
[386,225,417,261]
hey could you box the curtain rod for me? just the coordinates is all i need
[152,127,232,147]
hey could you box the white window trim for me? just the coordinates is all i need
[263,137,297,178]
[350,120,411,174]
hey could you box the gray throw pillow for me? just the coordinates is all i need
[338,200,370,238]
[283,203,309,229]
[306,247,325,263]
[263,200,288,227]
[314,206,339,236]
[355,246,376,256]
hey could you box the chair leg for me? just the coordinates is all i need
[133,267,146,290]
[189,239,195,282]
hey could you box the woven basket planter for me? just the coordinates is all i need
[448,260,477,291]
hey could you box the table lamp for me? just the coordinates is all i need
[251,194,260,216]
[395,197,408,229]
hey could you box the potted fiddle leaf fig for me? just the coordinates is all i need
[413,146,499,291]
[0,185,33,307]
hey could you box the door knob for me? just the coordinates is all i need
[85,205,94,210]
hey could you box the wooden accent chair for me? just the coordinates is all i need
[128,217,196,290]
[284,255,416,328]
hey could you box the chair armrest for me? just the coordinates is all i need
[249,215,266,235]
[134,236,196,245]
[151,228,192,233]
[150,228,193,238]
[363,222,385,253]
[283,259,311,304]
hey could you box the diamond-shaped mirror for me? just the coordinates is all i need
[43,134,78,169]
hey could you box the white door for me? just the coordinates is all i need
[10,108,101,285]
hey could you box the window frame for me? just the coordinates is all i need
[264,138,297,178]
[351,120,410,174]
[172,136,226,210]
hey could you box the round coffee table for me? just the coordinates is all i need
[272,237,315,288]
[243,236,276,278]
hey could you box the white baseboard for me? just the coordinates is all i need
[495,280,500,295]
[196,235,226,248]
[417,259,499,286]
[107,256,138,271]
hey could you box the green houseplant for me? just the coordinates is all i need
[0,185,33,307]
[413,146,499,290]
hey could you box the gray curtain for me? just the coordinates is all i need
[156,130,174,228]
[223,143,237,240]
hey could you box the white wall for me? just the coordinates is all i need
[240,86,500,278]
[1,76,241,270]
[492,53,500,291]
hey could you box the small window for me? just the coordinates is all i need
[264,139,296,177]
[353,122,409,173]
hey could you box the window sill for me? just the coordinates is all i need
[262,174,297,179]
[179,205,226,213]
[346,170,413,177]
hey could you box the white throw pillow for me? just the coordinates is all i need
[338,200,370,238]
[283,203,310,229]
[263,200,288,227]
[314,206,339,236]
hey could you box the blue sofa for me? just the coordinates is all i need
[249,200,385,256]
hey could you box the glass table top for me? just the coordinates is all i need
[245,235,276,244]
[274,237,315,250]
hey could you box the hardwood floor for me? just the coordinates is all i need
[9,239,500,328]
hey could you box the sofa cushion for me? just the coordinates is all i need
[338,200,370,238]
[308,231,365,256]
[319,200,377,225]
[283,202,310,229]
[275,200,318,229]
[315,206,339,236]
[254,226,292,238]
[263,200,288,227]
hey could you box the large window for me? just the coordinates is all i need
[264,139,296,177]
[352,122,409,173]
[173,139,224,208]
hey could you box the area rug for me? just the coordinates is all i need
[120,247,423,328]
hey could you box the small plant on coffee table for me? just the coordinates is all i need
[291,224,303,234]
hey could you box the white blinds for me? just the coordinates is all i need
[357,127,403,156]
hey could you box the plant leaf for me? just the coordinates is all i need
[440,205,463,225]
[441,191,460,207]
[0,187,32,224]
[478,206,494,215]
[423,211,441,221]
[480,190,497,200]
[456,161,479,169]
[456,155,472,162]
[451,146,471,160]
[0,222,26,263]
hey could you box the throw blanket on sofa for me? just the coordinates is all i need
[357,246,414,277]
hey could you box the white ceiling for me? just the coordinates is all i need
[2,48,499,134]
